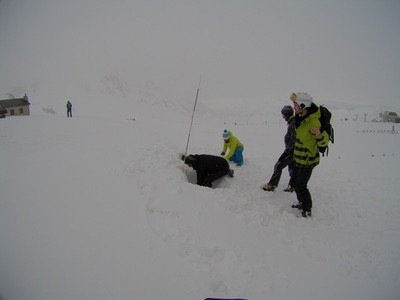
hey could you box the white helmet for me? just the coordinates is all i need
[290,92,313,108]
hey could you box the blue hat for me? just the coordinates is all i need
[222,129,230,139]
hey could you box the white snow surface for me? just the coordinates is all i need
[1,94,400,300]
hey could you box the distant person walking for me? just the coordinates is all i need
[221,129,244,166]
[66,101,72,117]
[290,92,329,218]
[261,105,296,192]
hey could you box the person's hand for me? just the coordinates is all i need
[310,128,321,136]
[220,152,225,156]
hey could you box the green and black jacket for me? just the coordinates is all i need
[294,103,329,168]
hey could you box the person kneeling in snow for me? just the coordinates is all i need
[221,129,244,166]
[181,154,234,188]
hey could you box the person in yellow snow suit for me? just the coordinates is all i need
[220,129,244,166]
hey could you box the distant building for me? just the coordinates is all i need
[0,94,31,117]
[379,111,400,123]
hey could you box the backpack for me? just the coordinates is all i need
[319,105,334,156]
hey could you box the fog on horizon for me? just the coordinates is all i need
[0,0,399,109]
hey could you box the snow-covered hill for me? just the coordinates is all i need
[1,94,399,300]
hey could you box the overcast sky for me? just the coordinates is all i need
[1,0,399,108]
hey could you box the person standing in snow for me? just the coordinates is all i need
[290,92,329,218]
[261,105,296,192]
[220,129,244,166]
[181,154,234,188]
[66,101,72,117]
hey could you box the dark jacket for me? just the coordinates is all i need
[187,154,229,186]
[284,115,296,153]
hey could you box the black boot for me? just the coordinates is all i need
[261,183,276,191]
[283,186,295,193]
[301,210,312,218]
[291,203,302,209]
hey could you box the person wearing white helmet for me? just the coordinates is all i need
[290,92,329,218]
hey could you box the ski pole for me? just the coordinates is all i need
[184,76,202,158]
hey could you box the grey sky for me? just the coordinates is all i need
[1,0,399,108]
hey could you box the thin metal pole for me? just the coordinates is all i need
[184,76,202,157]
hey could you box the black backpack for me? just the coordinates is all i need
[319,105,334,156]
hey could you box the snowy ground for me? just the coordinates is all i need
[1,96,400,300]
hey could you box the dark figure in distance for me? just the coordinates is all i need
[66,101,72,117]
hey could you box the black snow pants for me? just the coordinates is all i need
[292,166,314,212]
[268,151,294,187]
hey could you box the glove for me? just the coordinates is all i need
[220,152,225,156]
